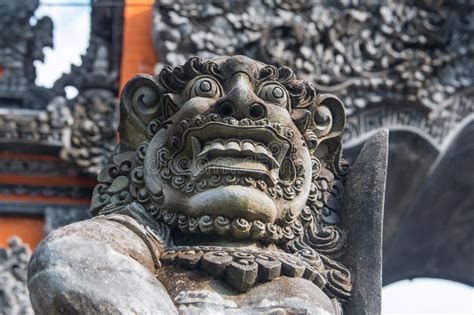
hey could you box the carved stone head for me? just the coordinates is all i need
[90,55,351,306]
[93,56,344,241]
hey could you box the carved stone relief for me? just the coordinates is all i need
[0,4,119,175]
[0,155,80,177]
[0,185,92,200]
[26,56,388,314]
[151,0,474,291]
[0,2,121,313]
[152,0,474,145]
[0,0,54,110]
[93,58,353,308]
[0,237,33,315]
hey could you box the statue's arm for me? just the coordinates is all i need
[27,215,177,314]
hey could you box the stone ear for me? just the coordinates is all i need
[119,74,177,150]
[310,94,346,158]
[314,94,345,141]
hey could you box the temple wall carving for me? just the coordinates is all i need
[0,0,472,313]
[153,0,473,147]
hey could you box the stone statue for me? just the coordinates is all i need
[28,56,387,314]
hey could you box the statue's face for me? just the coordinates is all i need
[144,57,312,227]
[91,56,350,306]
[101,56,346,242]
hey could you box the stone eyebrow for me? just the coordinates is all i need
[258,65,317,109]
[157,57,221,93]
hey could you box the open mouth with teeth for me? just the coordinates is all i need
[171,122,294,185]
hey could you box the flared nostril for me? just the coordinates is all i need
[249,102,266,120]
[218,101,234,117]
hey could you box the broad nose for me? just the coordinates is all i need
[215,74,267,120]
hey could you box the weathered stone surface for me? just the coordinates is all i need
[176,250,204,270]
[281,257,306,278]
[342,130,388,315]
[201,251,233,279]
[255,254,281,281]
[28,55,388,314]
[157,269,336,314]
[28,216,177,314]
[153,0,474,146]
[152,1,474,291]
[225,259,258,292]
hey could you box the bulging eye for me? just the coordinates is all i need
[188,77,221,99]
[314,106,333,137]
[258,83,289,108]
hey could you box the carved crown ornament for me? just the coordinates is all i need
[88,56,352,311]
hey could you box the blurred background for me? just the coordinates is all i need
[0,0,472,313]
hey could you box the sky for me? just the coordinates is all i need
[33,1,474,314]
[35,0,90,96]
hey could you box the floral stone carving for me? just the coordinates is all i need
[153,0,473,145]
[28,56,386,314]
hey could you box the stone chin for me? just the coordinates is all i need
[163,185,278,223]
[153,167,312,222]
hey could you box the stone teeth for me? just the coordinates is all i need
[225,140,241,152]
[191,136,201,160]
[241,141,255,154]
[192,137,284,170]
[211,141,225,151]
[251,143,279,168]
[198,144,210,158]
[276,143,290,165]
[255,144,268,156]
[199,141,225,157]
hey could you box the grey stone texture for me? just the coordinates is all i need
[342,130,388,314]
[28,216,176,314]
[27,56,388,313]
